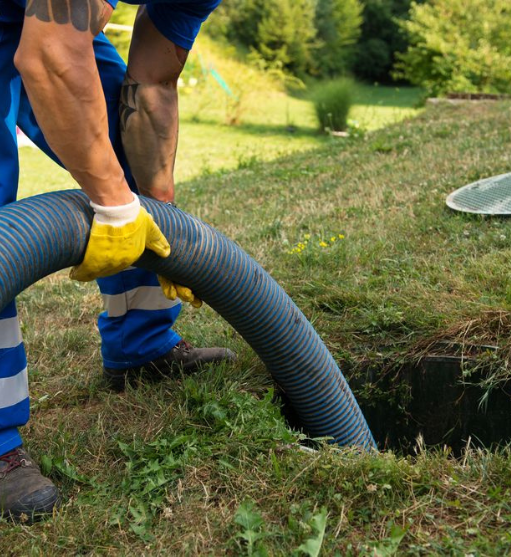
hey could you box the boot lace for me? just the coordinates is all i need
[176,339,192,352]
[0,449,25,477]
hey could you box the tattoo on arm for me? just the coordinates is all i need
[25,0,107,35]
[119,80,139,132]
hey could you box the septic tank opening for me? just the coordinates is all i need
[276,345,511,455]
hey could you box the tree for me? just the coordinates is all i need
[353,0,418,83]
[395,0,511,95]
[314,0,363,77]
[256,0,317,74]
[206,0,364,78]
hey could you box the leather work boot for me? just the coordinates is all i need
[103,339,236,392]
[0,447,59,522]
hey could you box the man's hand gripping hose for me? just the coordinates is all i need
[158,277,202,308]
[70,193,202,307]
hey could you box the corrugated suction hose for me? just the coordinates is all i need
[0,191,376,450]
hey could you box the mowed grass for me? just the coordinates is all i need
[17,80,421,196]
[105,13,424,183]
[4,101,511,554]
[18,4,422,192]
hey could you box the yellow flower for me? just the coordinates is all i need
[338,234,345,239]
[330,236,336,242]
[304,234,311,240]
[319,241,328,248]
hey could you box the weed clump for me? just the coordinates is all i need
[311,78,355,132]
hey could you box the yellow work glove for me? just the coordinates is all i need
[70,193,170,282]
[158,276,203,308]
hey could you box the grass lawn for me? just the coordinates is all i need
[102,12,424,184]
[17,7,422,192]
[17,80,422,197]
[3,100,511,554]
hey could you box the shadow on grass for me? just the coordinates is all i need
[295,82,425,109]
[352,85,425,108]
[181,115,321,139]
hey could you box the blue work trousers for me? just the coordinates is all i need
[0,23,181,454]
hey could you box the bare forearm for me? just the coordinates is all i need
[119,6,188,203]
[120,75,179,202]
[15,3,133,206]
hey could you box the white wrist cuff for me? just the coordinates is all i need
[90,193,140,227]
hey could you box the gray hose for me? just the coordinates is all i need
[0,190,376,449]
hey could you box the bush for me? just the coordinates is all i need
[394,0,511,96]
[177,37,285,126]
[311,78,355,132]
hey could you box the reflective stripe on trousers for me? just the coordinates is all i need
[0,302,29,453]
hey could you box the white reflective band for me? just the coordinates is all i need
[102,286,181,318]
[0,367,28,410]
[0,317,22,350]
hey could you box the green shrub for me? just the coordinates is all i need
[311,78,355,132]
[394,0,511,96]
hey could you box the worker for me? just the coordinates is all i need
[0,0,233,521]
